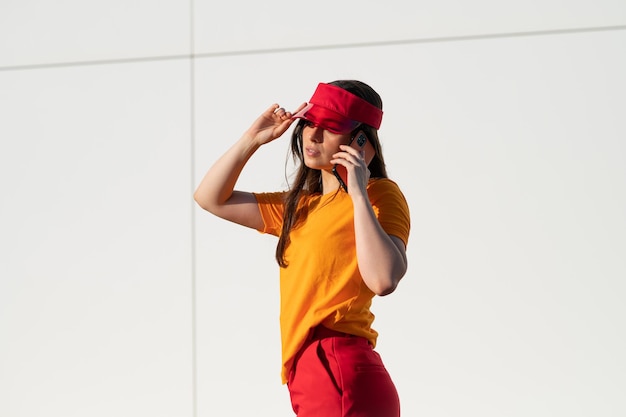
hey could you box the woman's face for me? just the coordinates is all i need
[301,122,351,170]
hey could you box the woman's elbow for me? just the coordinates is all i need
[374,266,407,296]
[193,192,215,213]
[375,281,398,296]
[369,273,404,296]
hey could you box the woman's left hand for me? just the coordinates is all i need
[331,145,371,196]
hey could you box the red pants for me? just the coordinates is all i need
[287,327,400,417]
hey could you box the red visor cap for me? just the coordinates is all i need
[292,83,383,134]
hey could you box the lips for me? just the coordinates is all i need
[305,146,320,157]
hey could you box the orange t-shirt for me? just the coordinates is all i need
[254,178,410,383]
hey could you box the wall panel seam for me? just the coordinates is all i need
[190,1,198,417]
[1,24,625,73]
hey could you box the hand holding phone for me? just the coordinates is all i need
[332,130,375,192]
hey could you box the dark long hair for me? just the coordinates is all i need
[275,80,388,267]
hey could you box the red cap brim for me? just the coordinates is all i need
[292,103,360,134]
[292,83,383,133]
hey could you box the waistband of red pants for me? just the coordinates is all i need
[310,325,354,341]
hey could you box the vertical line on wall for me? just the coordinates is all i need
[189,1,198,417]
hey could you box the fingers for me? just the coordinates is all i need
[268,105,297,138]
[263,104,287,119]
[332,146,370,194]
[331,147,366,172]
[269,102,306,118]
[273,106,290,120]
[255,102,302,141]
[265,103,281,116]
[337,145,365,162]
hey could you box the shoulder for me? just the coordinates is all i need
[367,178,411,245]
[367,178,410,220]
[367,178,407,200]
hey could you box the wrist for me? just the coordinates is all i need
[239,132,262,153]
[350,191,371,209]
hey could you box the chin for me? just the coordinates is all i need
[303,158,327,170]
[305,162,332,171]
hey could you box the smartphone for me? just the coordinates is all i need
[333,130,376,192]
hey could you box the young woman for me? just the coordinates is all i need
[194,80,410,417]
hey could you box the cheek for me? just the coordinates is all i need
[324,133,350,151]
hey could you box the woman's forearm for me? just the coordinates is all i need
[193,134,267,230]
[193,134,259,211]
[351,194,408,296]
[193,104,298,229]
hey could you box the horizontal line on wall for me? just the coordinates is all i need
[196,24,626,58]
[0,54,192,72]
[1,24,625,72]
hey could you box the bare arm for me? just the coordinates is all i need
[193,103,303,229]
[332,144,408,296]
[352,195,408,296]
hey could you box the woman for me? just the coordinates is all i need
[194,80,410,417]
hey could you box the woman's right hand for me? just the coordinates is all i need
[245,102,307,146]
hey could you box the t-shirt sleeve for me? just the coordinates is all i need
[368,179,411,246]
[253,191,287,236]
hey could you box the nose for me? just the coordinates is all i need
[307,125,323,143]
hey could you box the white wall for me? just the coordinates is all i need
[1,2,625,417]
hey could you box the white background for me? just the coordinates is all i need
[1,1,625,416]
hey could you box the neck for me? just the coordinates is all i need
[320,169,341,195]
